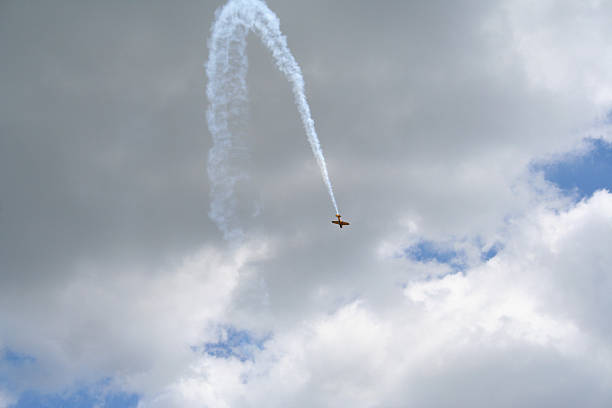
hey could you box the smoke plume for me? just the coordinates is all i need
[206,0,339,240]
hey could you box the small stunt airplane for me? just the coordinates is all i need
[332,214,350,229]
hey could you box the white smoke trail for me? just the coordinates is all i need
[206,0,339,240]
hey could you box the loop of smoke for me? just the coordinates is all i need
[206,0,338,240]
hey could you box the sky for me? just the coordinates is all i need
[1,0,612,406]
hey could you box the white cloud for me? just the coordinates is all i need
[139,191,612,407]
[0,389,16,408]
[0,241,270,395]
[504,0,612,107]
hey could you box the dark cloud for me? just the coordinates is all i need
[1,1,220,283]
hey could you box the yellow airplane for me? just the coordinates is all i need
[332,214,350,228]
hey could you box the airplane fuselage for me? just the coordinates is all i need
[332,214,349,228]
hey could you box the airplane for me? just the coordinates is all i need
[332,214,350,228]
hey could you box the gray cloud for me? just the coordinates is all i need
[1,0,612,406]
[1,1,219,283]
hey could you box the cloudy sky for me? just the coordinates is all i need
[2,0,612,406]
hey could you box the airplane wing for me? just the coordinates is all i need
[340,221,350,226]
[332,220,340,225]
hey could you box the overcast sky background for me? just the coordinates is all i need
[1,0,612,407]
